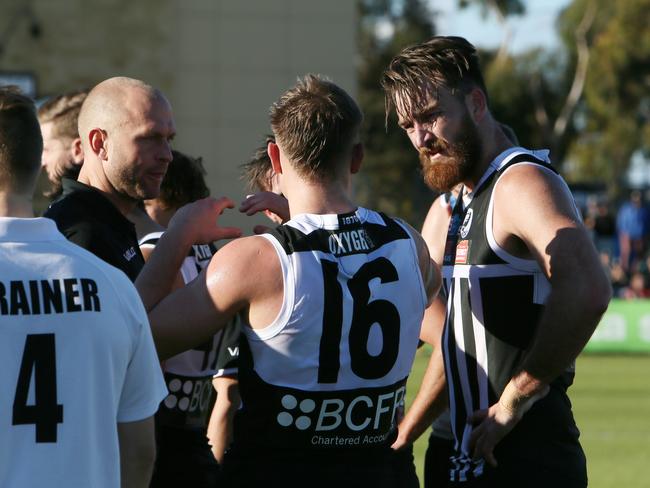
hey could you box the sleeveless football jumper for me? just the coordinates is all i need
[224,207,428,486]
[442,149,587,485]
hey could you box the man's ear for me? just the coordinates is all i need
[467,88,487,123]
[70,137,84,165]
[350,143,364,174]
[268,141,282,175]
[88,129,108,161]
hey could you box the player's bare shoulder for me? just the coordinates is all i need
[492,160,583,263]
[396,218,441,303]
[206,234,282,301]
[494,162,580,234]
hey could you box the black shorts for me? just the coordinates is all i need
[149,424,220,488]
[390,444,419,488]
[449,463,587,488]
[222,444,416,488]
[424,434,454,488]
[450,387,588,488]
[449,438,587,488]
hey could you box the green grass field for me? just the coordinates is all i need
[405,348,650,487]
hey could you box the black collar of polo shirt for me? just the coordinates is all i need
[59,178,137,231]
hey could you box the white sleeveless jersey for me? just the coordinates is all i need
[0,218,167,488]
[234,207,428,451]
[139,232,239,429]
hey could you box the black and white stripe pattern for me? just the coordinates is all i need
[441,149,575,482]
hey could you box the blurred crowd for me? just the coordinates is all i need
[583,189,650,300]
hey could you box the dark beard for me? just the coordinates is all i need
[419,113,482,192]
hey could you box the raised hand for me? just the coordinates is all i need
[239,192,290,225]
[168,197,242,245]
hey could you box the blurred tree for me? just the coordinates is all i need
[559,0,650,193]
[462,0,593,171]
[356,0,438,227]
[483,43,585,167]
[485,0,650,195]
[357,0,650,222]
[356,0,529,226]
[459,0,525,64]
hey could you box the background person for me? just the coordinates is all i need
[238,134,289,233]
[37,89,88,200]
[0,86,166,488]
[41,76,240,485]
[43,76,179,281]
[616,189,649,273]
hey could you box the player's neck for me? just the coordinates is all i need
[0,193,35,218]
[464,124,514,192]
[286,181,356,217]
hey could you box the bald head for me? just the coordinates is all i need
[76,77,176,210]
[78,77,169,150]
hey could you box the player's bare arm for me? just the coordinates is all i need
[400,220,441,304]
[135,197,241,312]
[469,163,612,466]
[145,235,281,359]
[118,417,156,488]
[139,245,186,292]
[207,375,240,464]
[420,193,454,263]
[391,198,450,450]
[389,220,445,451]
[392,295,448,451]
[417,193,453,347]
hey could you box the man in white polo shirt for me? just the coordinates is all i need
[0,86,167,487]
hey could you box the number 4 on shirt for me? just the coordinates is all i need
[12,333,63,443]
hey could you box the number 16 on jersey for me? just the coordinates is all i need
[318,257,401,383]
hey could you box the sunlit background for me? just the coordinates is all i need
[1,1,648,486]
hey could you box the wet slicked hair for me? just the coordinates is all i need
[38,89,88,141]
[0,86,42,191]
[241,135,275,192]
[381,36,488,123]
[157,150,209,210]
[269,74,362,181]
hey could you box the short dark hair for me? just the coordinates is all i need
[37,89,88,141]
[381,36,488,123]
[240,135,275,192]
[156,150,209,209]
[0,86,43,192]
[269,74,363,181]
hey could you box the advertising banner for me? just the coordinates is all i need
[585,299,650,353]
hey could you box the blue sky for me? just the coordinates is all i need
[431,0,572,54]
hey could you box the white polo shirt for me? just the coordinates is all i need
[0,217,167,488]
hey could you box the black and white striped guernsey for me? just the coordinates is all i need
[442,148,583,482]
[139,233,239,429]
[233,207,428,453]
